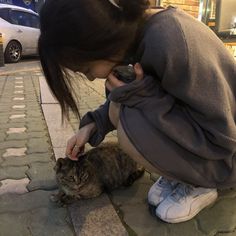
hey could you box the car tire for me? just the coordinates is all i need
[4,41,22,63]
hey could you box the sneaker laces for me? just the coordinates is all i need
[170,183,194,202]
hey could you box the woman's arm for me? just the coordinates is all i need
[79,100,115,146]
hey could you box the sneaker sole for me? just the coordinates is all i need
[156,191,218,223]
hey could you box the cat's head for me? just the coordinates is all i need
[54,156,102,199]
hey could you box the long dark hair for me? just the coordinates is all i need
[38,0,150,119]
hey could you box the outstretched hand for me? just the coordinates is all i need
[65,123,96,160]
[105,63,144,91]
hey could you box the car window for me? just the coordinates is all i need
[29,14,39,29]
[0,8,10,22]
[10,10,39,29]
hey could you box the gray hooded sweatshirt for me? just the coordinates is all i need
[80,7,236,189]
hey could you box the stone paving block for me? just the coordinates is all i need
[14,90,24,94]
[8,111,27,116]
[27,122,46,132]
[69,194,128,236]
[26,118,46,124]
[0,166,28,180]
[0,140,27,149]
[28,131,48,138]
[2,153,53,166]
[12,105,26,109]
[9,114,26,119]
[0,116,10,123]
[26,162,57,191]
[2,147,27,157]
[6,133,28,141]
[111,172,152,207]
[196,193,236,235]
[6,127,26,134]
[0,133,6,142]
[0,190,73,235]
[27,138,50,153]
[25,103,41,108]
[0,178,30,195]
[13,97,25,101]
[0,103,11,109]
[27,110,43,118]
[0,123,26,130]
[218,188,236,198]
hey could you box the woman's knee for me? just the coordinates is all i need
[108,102,120,128]
[117,121,159,173]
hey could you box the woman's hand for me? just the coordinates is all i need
[105,63,144,91]
[65,123,96,160]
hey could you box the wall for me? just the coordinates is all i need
[149,0,200,18]
[149,0,156,6]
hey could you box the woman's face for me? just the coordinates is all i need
[70,60,119,81]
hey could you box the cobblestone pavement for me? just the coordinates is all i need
[0,71,75,236]
[1,68,236,236]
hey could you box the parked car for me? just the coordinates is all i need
[0,4,40,63]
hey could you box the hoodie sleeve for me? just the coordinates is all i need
[79,100,115,146]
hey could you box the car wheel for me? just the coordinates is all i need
[4,41,22,63]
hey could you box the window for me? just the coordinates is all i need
[0,8,10,22]
[29,14,39,29]
[9,10,39,28]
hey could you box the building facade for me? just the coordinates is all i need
[150,0,200,18]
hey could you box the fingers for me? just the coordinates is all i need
[105,73,125,91]
[105,63,143,91]
[65,136,84,161]
[71,145,85,160]
[65,136,76,158]
[134,63,144,80]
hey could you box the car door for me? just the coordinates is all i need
[9,9,39,55]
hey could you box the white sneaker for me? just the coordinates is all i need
[156,183,218,223]
[148,176,178,206]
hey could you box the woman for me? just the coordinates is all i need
[38,0,236,223]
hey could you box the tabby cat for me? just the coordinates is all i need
[51,143,144,205]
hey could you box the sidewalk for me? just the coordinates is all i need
[0,67,236,236]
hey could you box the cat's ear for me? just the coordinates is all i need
[54,158,66,171]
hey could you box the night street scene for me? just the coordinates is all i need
[0,0,236,235]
